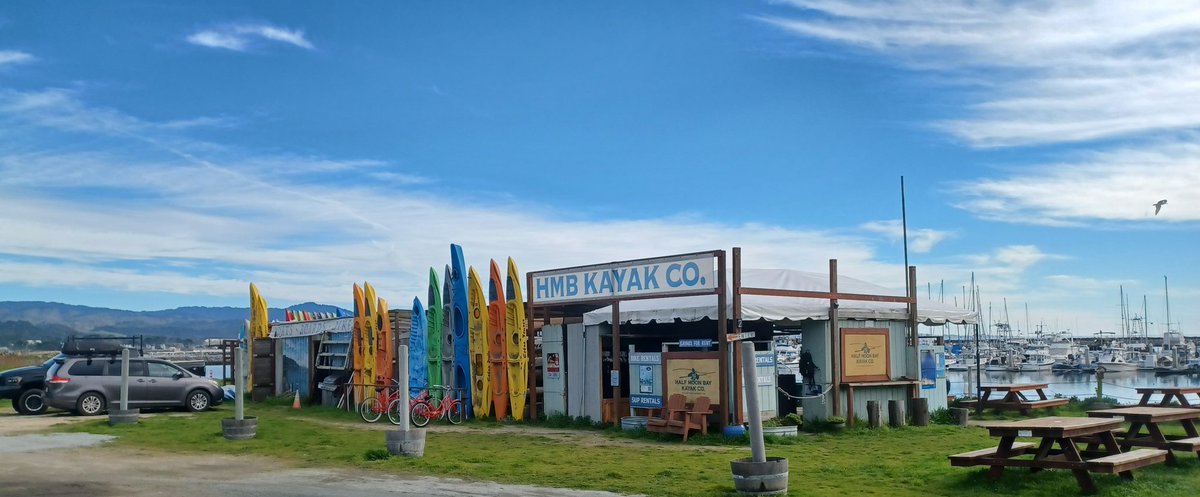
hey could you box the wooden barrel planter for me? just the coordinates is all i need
[222,417,258,440]
[730,457,788,496]
[385,429,426,457]
[107,409,140,426]
[620,416,648,431]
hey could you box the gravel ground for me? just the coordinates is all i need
[0,410,643,497]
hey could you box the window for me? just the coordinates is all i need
[103,359,146,376]
[68,361,105,376]
[147,362,183,378]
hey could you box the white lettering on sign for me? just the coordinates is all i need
[531,254,715,304]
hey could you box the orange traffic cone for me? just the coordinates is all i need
[292,391,301,409]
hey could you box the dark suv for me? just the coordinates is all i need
[1,354,62,415]
[45,356,224,415]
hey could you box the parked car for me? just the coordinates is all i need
[0,354,63,415]
[44,356,224,415]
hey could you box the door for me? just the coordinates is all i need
[142,361,186,404]
[105,359,148,407]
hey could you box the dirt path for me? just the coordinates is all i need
[0,411,649,497]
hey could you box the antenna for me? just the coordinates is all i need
[900,176,910,291]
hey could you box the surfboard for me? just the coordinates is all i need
[363,282,378,393]
[441,265,454,402]
[467,266,490,418]
[248,283,269,394]
[352,283,366,403]
[427,269,443,401]
[450,244,472,418]
[487,259,509,420]
[409,297,428,398]
[375,297,391,389]
[506,257,528,421]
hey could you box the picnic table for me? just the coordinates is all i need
[950,416,1166,494]
[1087,406,1200,465]
[1135,386,1200,407]
[961,383,1069,414]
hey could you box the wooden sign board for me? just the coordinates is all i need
[662,352,721,405]
[840,328,890,383]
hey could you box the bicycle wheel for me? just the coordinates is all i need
[386,398,404,426]
[446,401,463,425]
[359,397,383,423]
[410,401,433,427]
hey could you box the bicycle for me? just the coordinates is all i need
[408,385,463,426]
[359,381,399,423]
[385,387,431,426]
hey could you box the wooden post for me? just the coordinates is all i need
[732,247,743,424]
[911,397,929,427]
[829,259,840,417]
[611,300,621,427]
[908,266,919,399]
[717,250,729,426]
[526,272,539,421]
[867,400,881,428]
[888,399,905,428]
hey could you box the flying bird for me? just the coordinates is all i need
[1153,199,1167,215]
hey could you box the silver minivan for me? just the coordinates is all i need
[45,356,224,415]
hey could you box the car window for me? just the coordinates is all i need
[68,360,105,376]
[104,359,146,376]
[46,362,62,377]
[147,362,183,378]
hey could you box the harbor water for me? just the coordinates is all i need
[947,369,1200,405]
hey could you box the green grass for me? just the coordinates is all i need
[53,403,1200,497]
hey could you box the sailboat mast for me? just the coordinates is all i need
[1165,276,1172,334]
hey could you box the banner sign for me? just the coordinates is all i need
[679,339,713,348]
[629,352,663,409]
[530,253,716,304]
[841,328,891,383]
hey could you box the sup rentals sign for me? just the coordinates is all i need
[530,252,717,305]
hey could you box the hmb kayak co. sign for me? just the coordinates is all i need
[531,253,716,304]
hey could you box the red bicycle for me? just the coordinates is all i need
[409,385,463,426]
[385,388,431,425]
[361,381,425,425]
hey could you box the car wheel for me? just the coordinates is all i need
[76,392,106,416]
[12,397,26,414]
[17,388,47,415]
[186,390,211,412]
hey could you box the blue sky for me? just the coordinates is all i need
[0,1,1195,336]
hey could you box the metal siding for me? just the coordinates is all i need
[799,320,830,421]
[282,336,310,398]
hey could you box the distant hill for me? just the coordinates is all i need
[0,301,351,350]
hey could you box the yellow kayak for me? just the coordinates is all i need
[505,257,528,421]
[467,266,490,418]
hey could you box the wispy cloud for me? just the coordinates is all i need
[0,50,33,66]
[859,219,953,253]
[756,1,1200,147]
[952,141,1200,224]
[187,23,315,52]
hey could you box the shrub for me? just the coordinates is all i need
[930,408,954,425]
[363,449,392,461]
[826,416,845,424]
[782,413,803,426]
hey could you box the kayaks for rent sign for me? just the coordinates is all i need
[531,253,717,304]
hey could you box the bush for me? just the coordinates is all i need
[826,416,846,424]
[782,413,803,426]
[930,408,954,425]
[363,449,391,461]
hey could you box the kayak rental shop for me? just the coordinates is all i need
[530,248,977,428]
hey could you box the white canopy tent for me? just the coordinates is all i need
[583,268,978,326]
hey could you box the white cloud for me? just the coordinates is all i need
[757,1,1200,147]
[952,142,1200,224]
[187,23,315,52]
[859,219,953,253]
[0,50,33,66]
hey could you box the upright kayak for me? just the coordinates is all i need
[352,283,366,403]
[450,244,472,417]
[427,269,443,400]
[441,265,454,403]
[362,282,378,394]
[375,297,392,388]
[506,257,528,421]
[467,266,490,419]
[408,297,428,398]
[488,259,509,420]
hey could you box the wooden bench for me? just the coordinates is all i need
[949,442,1036,467]
[959,397,1068,414]
[1086,449,1167,476]
[1168,436,1200,453]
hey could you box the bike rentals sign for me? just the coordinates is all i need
[530,252,717,305]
